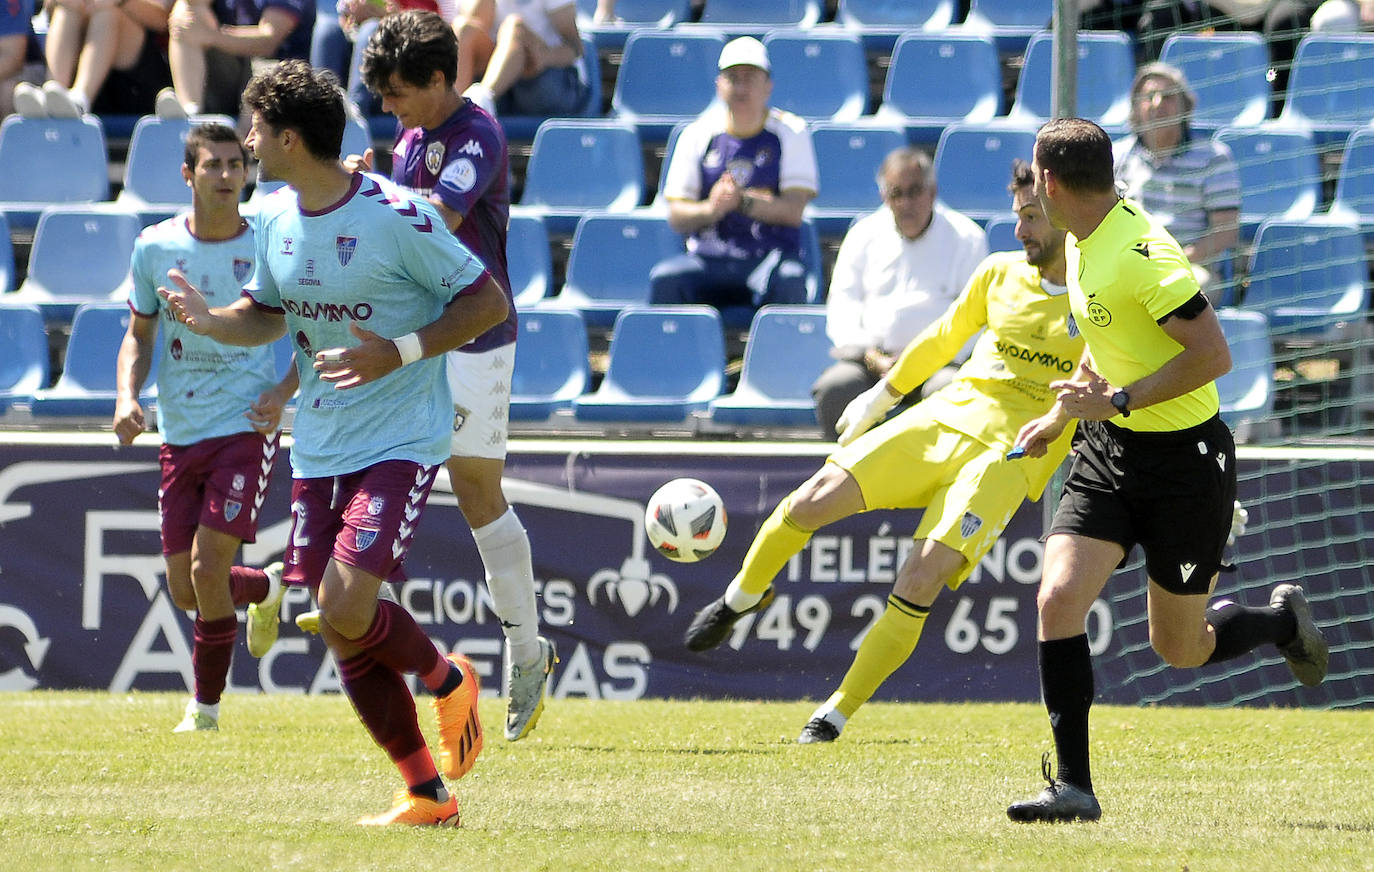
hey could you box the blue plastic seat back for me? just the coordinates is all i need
[1245,219,1369,337]
[736,305,832,401]
[881,33,1001,122]
[562,213,684,307]
[699,0,821,27]
[1011,31,1135,125]
[1281,34,1374,129]
[0,116,109,204]
[122,115,237,206]
[512,308,590,403]
[56,303,148,393]
[578,0,690,24]
[1159,32,1271,128]
[1214,308,1275,421]
[1332,126,1374,223]
[601,306,724,400]
[0,211,13,292]
[984,214,1020,252]
[837,0,953,29]
[0,304,49,403]
[507,212,554,306]
[965,0,1052,27]
[1214,127,1320,227]
[522,120,644,211]
[933,123,1038,220]
[808,123,905,212]
[24,208,143,299]
[613,31,726,120]
[764,31,868,122]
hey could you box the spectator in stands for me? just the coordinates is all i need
[1081,2,1318,69]
[154,0,315,118]
[1113,62,1240,303]
[451,0,586,117]
[311,0,448,117]
[591,0,613,21]
[0,0,36,118]
[811,147,987,440]
[1309,0,1374,29]
[650,36,817,323]
[12,0,171,118]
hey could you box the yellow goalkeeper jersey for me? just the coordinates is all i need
[1067,198,1219,431]
[885,251,1084,499]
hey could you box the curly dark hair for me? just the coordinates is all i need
[242,60,345,161]
[1033,118,1115,194]
[361,10,458,96]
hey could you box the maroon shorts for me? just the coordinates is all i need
[283,460,439,589]
[158,431,281,555]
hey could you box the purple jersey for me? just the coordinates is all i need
[213,0,315,60]
[391,99,515,352]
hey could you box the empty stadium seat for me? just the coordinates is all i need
[1244,218,1369,342]
[1009,31,1135,129]
[510,307,591,420]
[763,31,867,122]
[31,302,155,417]
[834,0,954,51]
[650,120,690,209]
[0,304,49,412]
[577,0,692,51]
[612,31,726,140]
[1158,32,1271,131]
[557,212,685,327]
[960,0,1052,52]
[12,207,143,323]
[0,115,110,233]
[572,305,725,423]
[984,214,1020,252]
[1329,126,1374,244]
[116,114,240,225]
[1215,307,1278,442]
[1213,127,1321,240]
[697,0,821,33]
[805,122,906,236]
[709,305,831,427]
[932,122,1039,223]
[1279,33,1374,146]
[507,211,555,306]
[0,211,13,293]
[520,119,645,233]
[875,32,1002,144]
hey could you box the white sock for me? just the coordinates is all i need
[809,702,847,732]
[723,578,763,613]
[472,508,540,666]
[193,700,220,720]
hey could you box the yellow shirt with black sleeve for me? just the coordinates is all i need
[1067,198,1219,431]
[882,251,1085,500]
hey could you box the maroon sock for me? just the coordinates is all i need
[191,615,238,705]
[353,600,443,681]
[228,566,269,606]
[338,651,426,764]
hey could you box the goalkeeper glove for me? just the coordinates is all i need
[1227,500,1249,546]
[836,380,900,446]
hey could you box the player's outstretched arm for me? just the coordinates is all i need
[836,379,903,446]
[158,269,285,346]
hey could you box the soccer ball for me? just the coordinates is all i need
[645,478,727,563]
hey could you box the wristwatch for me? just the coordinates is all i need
[1110,389,1131,418]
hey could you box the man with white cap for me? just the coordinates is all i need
[650,36,818,326]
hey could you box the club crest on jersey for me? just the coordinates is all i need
[355,526,378,551]
[960,511,983,538]
[367,496,385,516]
[224,500,242,522]
[233,258,253,284]
[425,141,445,175]
[1067,315,1080,338]
[336,236,358,267]
[232,473,246,493]
[170,338,183,360]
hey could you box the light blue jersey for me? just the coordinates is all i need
[128,215,277,446]
[246,172,490,478]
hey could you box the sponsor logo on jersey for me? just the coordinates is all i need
[441,157,477,194]
[232,474,246,493]
[281,299,374,322]
[992,339,1076,373]
[336,236,358,267]
[233,258,253,284]
[170,338,183,360]
[425,141,446,175]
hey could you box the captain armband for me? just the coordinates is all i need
[1157,292,1209,324]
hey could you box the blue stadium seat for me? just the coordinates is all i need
[520,119,644,233]
[960,0,1051,52]
[1213,127,1320,241]
[0,211,13,293]
[612,31,726,141]
[1244,218,1369,341]
[507,211,554,306]
[984,214,1020,252]
[763,31,867,122]
[1158,32,1270,132]
[805,122,906,236]
[1214,307,1277,441]
[0,115,110,233]
[1329,126,1374,244]
[116,114,239,225]
[13,207,143,323]
[557,212,685,327]
[697,0,821,33]
[709,305,832,427]
[572,305,725,423]
[31,302,156,417]
[1278,34,1374,146]
[510,307,591,420]
[650,120,690,209]
[0,304,49,412]
[875,32,1002,145]
[498,36,603,141]
[577,0,692,51]
[834,0,954,51]
[1009,31,1135,129]
[932,122,1038,224]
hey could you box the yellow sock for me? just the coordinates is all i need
[728,496,813,599]
[830,595,929,719]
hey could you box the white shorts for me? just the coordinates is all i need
[446,344,514,459]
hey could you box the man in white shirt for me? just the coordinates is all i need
[813,146,988,438]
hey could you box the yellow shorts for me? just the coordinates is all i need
[829,403,1030,588]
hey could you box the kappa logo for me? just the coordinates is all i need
[1179,562,1198,583]
[457,139,484,158]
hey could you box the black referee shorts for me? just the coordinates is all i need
[1048,414,1237,595]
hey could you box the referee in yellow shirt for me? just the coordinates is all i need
[1007,118,1330,823]
[685,160,1084,743]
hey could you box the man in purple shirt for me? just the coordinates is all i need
[358,9,555,744]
